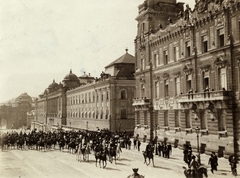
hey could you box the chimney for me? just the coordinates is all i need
[89,73,90,76]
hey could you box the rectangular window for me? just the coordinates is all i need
[200,110,207,129]
[154,54,159,68]
[186,75,192,92]
[164,51,168,64]
[144,111,147,125]
[137,111,140,124]
[175,110,180,127]
[185,110,191,128]
[185,41,191,57]
[220,68,227,90]
[121,109,127,119]
[164,79,169,97]
[203,71,209,90]
[155,81,159,98]
[218,29,224,47]
[202,36,208,53]
[174,46,179,61]
[141,59,145,70]
[175,77,180,95]
[141,84,145,98]
[217,109,226,131]
[164,110,168,126]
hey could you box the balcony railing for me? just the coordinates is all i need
[178,90,232,103]
[133,98,151,106]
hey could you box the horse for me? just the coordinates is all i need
[116,142,122,159]
[68,140,77,154]
[95,150,107,168]
[143,150,155,167]
[36,138,46,151]
[58,138,65,152]
[183,166,208,178]
[16,137,25,150]
[76,142,90,162]
[108,145,117,164]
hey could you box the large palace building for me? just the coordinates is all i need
[133,0,240,158]
[34,49,135,133]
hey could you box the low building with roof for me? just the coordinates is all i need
[0,93,34,129]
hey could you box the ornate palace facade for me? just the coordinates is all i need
[34,50,135,133]
[133,0,240,158]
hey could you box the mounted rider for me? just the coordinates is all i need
[189,155,200,177]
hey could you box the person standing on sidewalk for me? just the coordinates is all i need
[137,140,141,151]
[229,154,237,176]
[208,153,218,173]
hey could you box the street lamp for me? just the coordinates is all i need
[195,126,201,164]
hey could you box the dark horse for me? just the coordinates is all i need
[108,145,117,164]
[183,166,208,178]
[95,150,107,168]
[143,150,154,167]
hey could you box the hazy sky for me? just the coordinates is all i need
[0,0,194,103]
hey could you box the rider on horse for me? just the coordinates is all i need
[189,155,200,177]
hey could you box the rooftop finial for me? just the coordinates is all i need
[125,48,128,53]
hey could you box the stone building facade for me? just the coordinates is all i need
[0,93,34,129]
[133,0,240,158]
[34,50,135,133]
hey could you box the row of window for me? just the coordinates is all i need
[67,109,128,119]
[140,28,225,70]
[141,67,227,98]
[67,90,128,105]
[136,110,226,131]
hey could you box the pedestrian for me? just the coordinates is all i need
[229,154,237,176]
[158,142,163,157]
[133,138,137,149]
[128,139,132,150]
[167,143,172,158]
[137,140,141,151]
[208,154,217,173]
[155,143,158,155]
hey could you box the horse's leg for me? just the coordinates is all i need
[152,158,155,167]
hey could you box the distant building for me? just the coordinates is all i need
[34,49,136,133]
[133,0,240,158]
[0,93,34,129]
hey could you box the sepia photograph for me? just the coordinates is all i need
[0,0,239,177]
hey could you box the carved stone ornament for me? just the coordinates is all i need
[214,55,228,68]
[162,73,169,80]
[183,64,193,75]
[200,65,211,73]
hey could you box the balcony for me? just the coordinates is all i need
[177,90,232,103]
[133,98,151,106]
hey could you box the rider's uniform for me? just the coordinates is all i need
[189,158,199,176]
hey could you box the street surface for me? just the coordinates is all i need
[0,140,238,178]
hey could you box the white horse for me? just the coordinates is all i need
[116,142,122,159]
[76,142,90,162]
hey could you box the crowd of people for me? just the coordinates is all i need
[1,129,238,176]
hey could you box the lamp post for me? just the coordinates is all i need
[195,126,201,164]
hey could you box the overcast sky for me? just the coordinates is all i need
[0,0,194,103]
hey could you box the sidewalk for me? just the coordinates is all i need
[126,138,237,177]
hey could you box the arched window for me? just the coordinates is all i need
[121,90,126,99]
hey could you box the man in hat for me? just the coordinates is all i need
[127,168,144,178]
